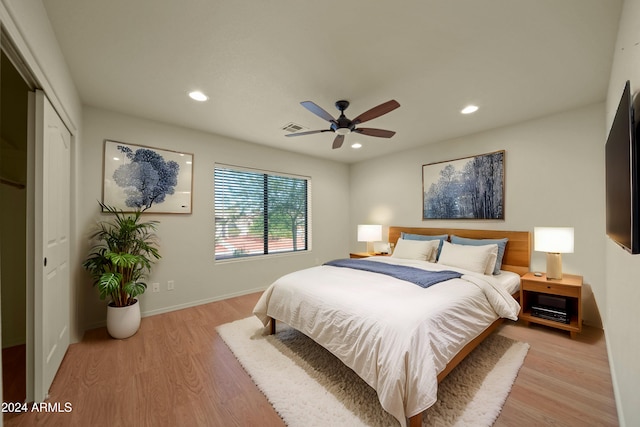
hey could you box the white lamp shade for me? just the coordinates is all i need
[357,224,382,242]
[534,227,574,253]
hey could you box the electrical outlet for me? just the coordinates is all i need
[152,282,160,293]
[167,280,175,291]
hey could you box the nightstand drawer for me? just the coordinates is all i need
[522,280,580,298]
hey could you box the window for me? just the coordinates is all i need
[214,164,310,260]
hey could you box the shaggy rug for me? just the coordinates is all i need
[217,317,529,427]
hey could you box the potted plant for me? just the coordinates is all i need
[83,203,160,339]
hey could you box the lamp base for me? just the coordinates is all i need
[546,252,563,280]
[366,241,374,255]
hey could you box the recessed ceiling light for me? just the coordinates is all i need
[189,91,208,102]
[461,105,479,114]
[351,142,362,149]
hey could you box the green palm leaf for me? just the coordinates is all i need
[98,272,122,300]
[83,202,161,307]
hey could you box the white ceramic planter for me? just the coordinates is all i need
[106,299,141,339]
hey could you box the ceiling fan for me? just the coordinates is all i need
[286,99,400,149]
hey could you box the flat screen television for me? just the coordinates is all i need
[605,80,640,254]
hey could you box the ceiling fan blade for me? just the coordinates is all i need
[301,101,336,122]
[352,100,400,124]
[285,129,332,137]
[332,135,345,149]
[354,128,396,138]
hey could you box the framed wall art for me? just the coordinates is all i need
[422,150,504,220]
[102,140,193,213]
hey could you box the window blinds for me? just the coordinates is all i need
[214,165,309,260]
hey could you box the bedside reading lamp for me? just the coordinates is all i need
[357,224,382,255]
[534,227,574,280]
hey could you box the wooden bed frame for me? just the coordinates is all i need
[271,226,531,427]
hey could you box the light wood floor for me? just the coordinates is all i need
[4,292,618,426]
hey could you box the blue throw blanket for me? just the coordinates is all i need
[324,259,462,289]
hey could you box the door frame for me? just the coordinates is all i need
[26,88,35,403]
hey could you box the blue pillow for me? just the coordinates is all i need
[401,233,448,260]
[450,235,508,275]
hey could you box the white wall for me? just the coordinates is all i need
[605,1,640,425]
[79,107,350,329]
[350,104,606,326]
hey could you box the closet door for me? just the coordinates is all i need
[32,89,71,401]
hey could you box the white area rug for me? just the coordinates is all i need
[217,317,529,427]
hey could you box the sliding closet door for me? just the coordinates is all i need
[32,89,70,401]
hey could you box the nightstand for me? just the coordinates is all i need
[349,252,389,259]
[520,272,583,338]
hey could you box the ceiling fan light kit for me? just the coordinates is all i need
[286,99,400,149]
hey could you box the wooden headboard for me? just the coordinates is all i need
[388,226,531,276]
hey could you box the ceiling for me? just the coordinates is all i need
[42,0,622,164]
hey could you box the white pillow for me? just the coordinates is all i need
[437,241,498,275]
[484,247,499,275]
[391,238,438,261]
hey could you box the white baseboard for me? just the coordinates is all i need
[142,286,267,317]
[603,321,626,427]
[82,286,268,332]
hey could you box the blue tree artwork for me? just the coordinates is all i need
[103,140,192,213]
[112,145,180,210]
[422,151,504,219]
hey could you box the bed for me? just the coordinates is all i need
[253,227,531,427]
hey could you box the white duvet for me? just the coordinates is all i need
[253,257,520,426]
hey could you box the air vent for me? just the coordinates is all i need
[281,122,308,133]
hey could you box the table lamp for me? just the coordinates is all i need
[534,227,574,280]
[357,224,382,254]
